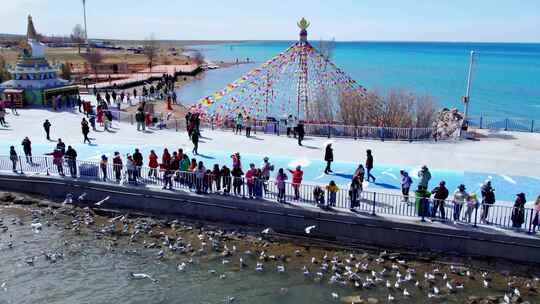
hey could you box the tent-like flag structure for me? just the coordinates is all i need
[191,18,368,123]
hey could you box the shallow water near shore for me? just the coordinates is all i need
[1,194,539,304]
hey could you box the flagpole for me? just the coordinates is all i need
[82,0,89,51]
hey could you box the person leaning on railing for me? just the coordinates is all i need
[112,152,123,183]
[480,180,496,224]
[533,196,540,233]
[9,146,18,173]
[452,184,468,223]
[275,168,288,203]
[511,193,526,229]
[431,181,449,219]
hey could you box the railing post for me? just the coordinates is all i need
[354,125,358,140]
[473,204,478,228]
[479,115,483,129]
[372,192,376,216]
[45,157,50,176]
[18,156,23,173]
[175,120,178,132]
[531,120,535,133]
[504,118,508,131]
[527,208,534,234]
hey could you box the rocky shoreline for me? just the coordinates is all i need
[1,191,539,304]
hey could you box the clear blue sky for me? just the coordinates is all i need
[1,0,539,42]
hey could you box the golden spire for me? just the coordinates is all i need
[297,18,310,30]
[27,15,38,40]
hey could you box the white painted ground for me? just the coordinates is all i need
[1,107,539,178]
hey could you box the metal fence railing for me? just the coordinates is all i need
[468,116,539,133]
[79,104,436,141]
[1,155,537,235]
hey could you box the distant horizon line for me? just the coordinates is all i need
[1,32,539,45]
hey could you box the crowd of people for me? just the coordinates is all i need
[6,136,540,232]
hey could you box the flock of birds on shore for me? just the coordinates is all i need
[1,192,539,303]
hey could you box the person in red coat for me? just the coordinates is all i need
[148,150,159,178]
[145,113,152,127]
[96,108,104,126]
[166,96,173,111]
[287,165,304,201]
[161,148,171,170]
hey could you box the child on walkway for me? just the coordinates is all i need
[325,180,339,207]
[464,193,479,223]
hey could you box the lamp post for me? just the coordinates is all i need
[463,50,477,124]
[82,0,89,51]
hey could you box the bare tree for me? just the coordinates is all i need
[60,62,72,80]
[143,34,159,71]
[71,24,85,54]
[0,55,10,82]
[82,49,103,78]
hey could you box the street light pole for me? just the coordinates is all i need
[463,50,476,123]
[82,0,89,51]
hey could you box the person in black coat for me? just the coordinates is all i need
[431,181,449,219]
[365,149,375,182]
[64,146,78,177]
[43,119,51,140]
[191,130,199,155]
[21,137,32,163]
[296,121,305,146]
[511,193,526,228]
[324,143,333,174]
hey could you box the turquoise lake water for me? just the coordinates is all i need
[178,41,540,119]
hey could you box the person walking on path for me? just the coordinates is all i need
[191,129,199,155]
[400,170,413,203]
[21,137,33,164]
[245,117,253,137]
[43,119,52,140]
[99,155,108,181]
[9,146,18,173]
[532,195,540,233]
[480,180,496,223]
[275,168,288,203]
[286,115,294,137]
[288,165,304,201]
[418,165,431,190]
[81,118,91,144]
[296,121,305,146]
[113,152,123,183]
[0,106,7,127]
[148,150,159,178]
[511,193,526,229]
[365,150,375,182]
[452,184,468,223]
[324,143,333,174]
[135,109,145,131]
[235,113,243,135]
[64,145,77,178]
[325,180,339,207]
[431,181,449,219]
